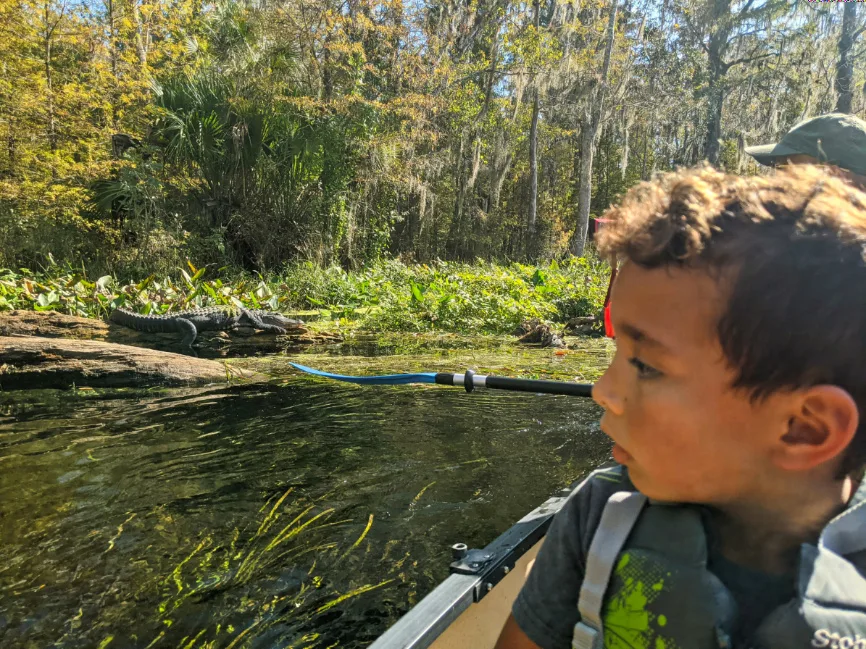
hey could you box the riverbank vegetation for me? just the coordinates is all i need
[2,0,861,280]
[0,256,609,333]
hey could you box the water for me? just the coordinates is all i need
[0,341,614,648]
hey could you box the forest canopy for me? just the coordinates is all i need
[0,0,862,277]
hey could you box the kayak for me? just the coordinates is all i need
[368,479,581,649]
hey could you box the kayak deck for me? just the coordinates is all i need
[369,480,581,649]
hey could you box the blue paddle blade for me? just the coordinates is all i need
[289,362,437,385]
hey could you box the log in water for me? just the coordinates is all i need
[0,335,262,390]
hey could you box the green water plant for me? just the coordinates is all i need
[143,488,404,649]
[1,255,610,335]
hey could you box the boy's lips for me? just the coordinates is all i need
[600,419,632,463]
[611,443,632,464]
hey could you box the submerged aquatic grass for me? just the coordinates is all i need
[130,488,407,649]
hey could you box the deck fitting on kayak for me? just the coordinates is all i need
[450,548,494,575]
[368,481,582,649]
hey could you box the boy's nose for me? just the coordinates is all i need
[592,365,624,415]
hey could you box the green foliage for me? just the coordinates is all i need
[0,256,611,334]
[1,0,854,274]
[153,72,267,226]
[0,258,282,318]
[277,257,610,333]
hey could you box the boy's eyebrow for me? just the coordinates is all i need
[618,322,670,352]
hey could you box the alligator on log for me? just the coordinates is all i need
[109,306,306,348]
[0,309,340,355]
[0,309,343,389]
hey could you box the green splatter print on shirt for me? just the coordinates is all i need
[602,552,678,649]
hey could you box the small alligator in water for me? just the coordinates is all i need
[109,306,305,347]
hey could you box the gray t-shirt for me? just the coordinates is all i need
[511,466,795,649]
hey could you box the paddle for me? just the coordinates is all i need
[289,363,594,397]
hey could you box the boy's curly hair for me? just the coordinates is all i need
[596,164,866,475]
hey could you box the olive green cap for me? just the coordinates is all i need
[745,113,866,176]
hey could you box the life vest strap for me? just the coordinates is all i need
[573,490,647,649]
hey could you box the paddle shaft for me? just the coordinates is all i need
[288,362,594,397]
[434,370,593,397]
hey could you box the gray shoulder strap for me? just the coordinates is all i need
[572,490,647,649]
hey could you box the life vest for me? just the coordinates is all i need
[572,481,866,649]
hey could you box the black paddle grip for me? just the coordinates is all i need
[484,376,593,397]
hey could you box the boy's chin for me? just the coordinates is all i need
[626,467,689,503]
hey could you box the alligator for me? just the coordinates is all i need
[109,306,305,348]
[514,318,566,348]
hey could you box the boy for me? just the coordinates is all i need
[495,165,866,649]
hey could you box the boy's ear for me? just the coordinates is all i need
[774,385,859,472]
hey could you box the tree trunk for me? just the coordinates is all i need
[322,33,334,101]
[527,90,540,258]
[43,4,57,167]
[526,0,541,259]
[447,137,468,258]
[835,0,857,114]
[490,131,512,211]
[468,137,482,189]
[570,120,600,258]
[620,110,630,173]
[704,68,724,166]
[4,120,15,176]
[106,0,119,127]
[132,0,148,67]
[388,0,404,96]
[570,0,617,257]
[702,2,733,167]
[641,122,649,180]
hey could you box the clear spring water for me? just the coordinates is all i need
[0,342,613,648]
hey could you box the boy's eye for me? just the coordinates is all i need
[628,356,661,379]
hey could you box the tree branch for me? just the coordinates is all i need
[728,28,768,43]
[848,45,866,62]
[724,50,774,71]
[738,0,788,26]
[737,0,757,20]
[676,9,710,56]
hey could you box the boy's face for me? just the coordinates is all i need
[593,263,787,505]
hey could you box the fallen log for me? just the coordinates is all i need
[0,310,341,354]
[0,336,263,390]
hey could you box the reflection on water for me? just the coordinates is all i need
[0,346,612,648]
